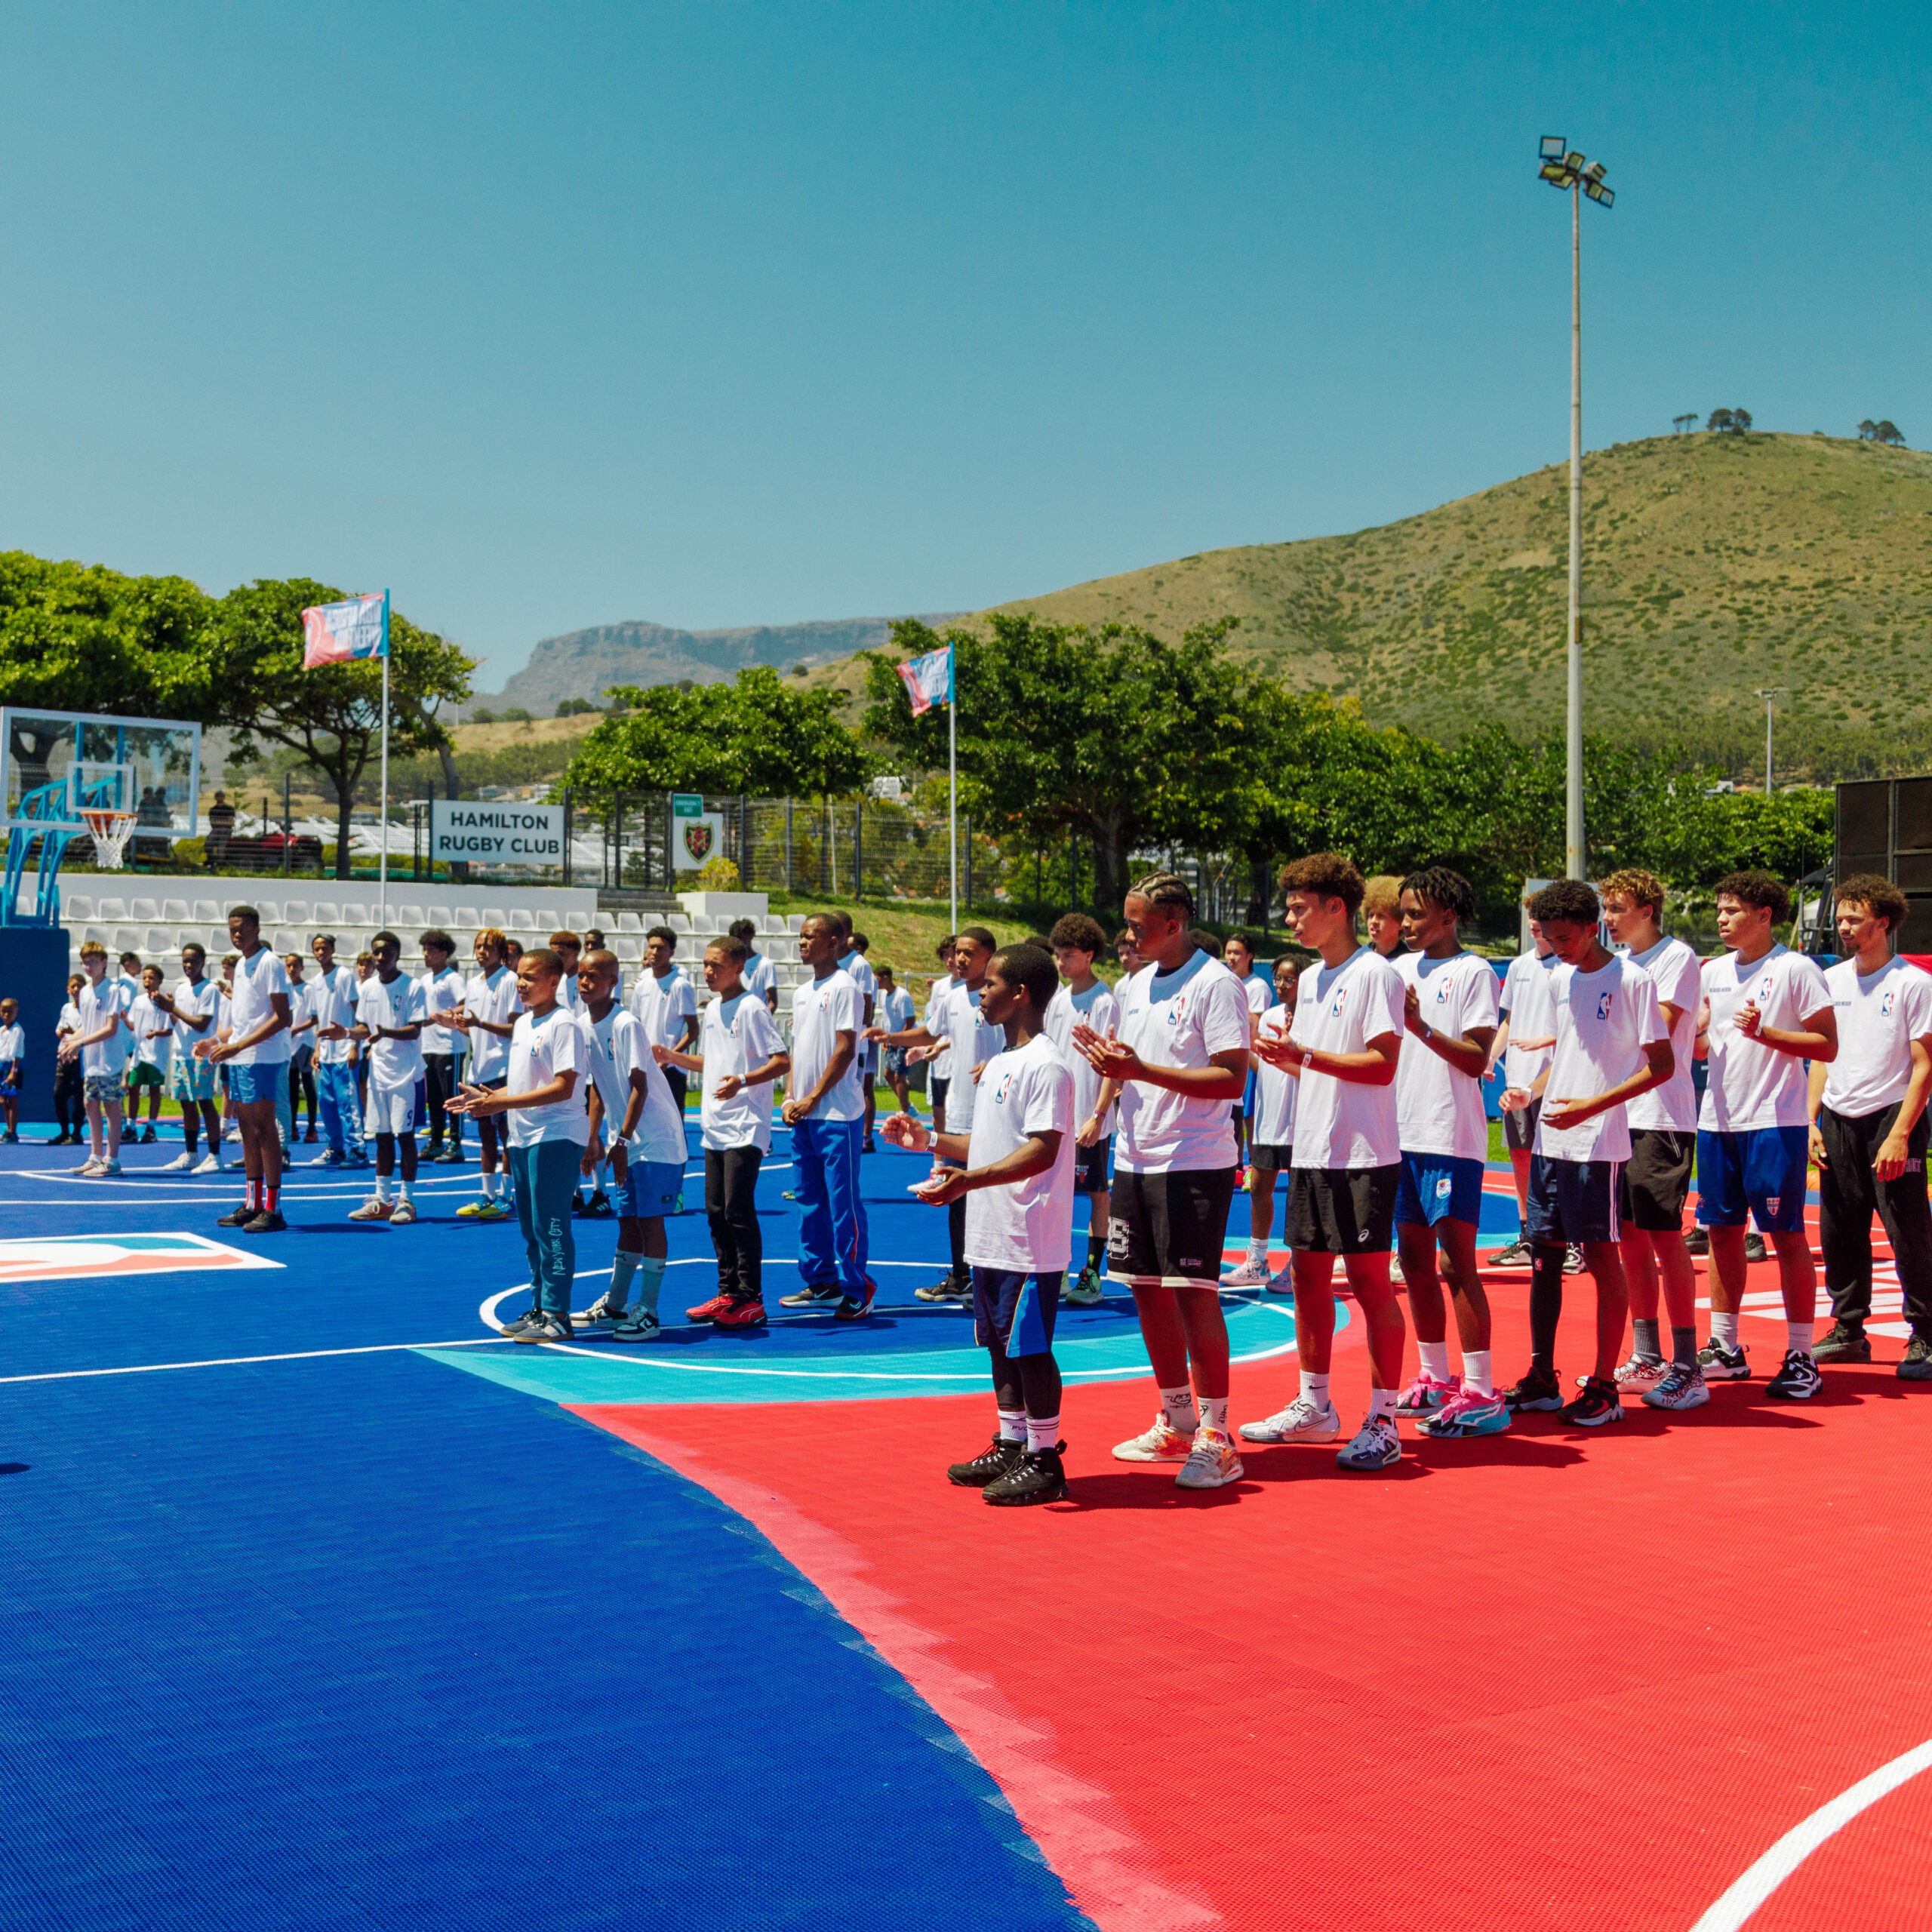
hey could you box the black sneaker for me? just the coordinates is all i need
[1744,1231,1768,1264]
[915,1271,970,1303]
[778,1281,841,1309]
[1684,1225,1709,1257]
[832,1292,875,1321]
[1766,1349,1823,1401]
[1698,1339,1751,1380]
[1486,1236,1533,1269]
[140,1126,156,1143]
[514,1312,574,1346]
[1562,1244,1585,1275]
[1813,1320,1872,1364]
[1504,1364,1564,1412]
[1559,1376,1625,1427]
[582,1191,614,1220]
[947,1435,1026,1488]
[242,1210,286,1234]
[216,1203,256,1228]
[569,1193,584,1217]
[984,1444,1069,1507]
[500,1306,543,1337]
[1900,1334,1932,1382]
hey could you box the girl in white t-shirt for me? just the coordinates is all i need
[0,996,23,1141]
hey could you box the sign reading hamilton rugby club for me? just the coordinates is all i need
[429,797,565,866]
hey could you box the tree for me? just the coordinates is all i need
[1672,413,1698,434]
[1857,418,1878,441]
[561,665,869,799]
[1876,420,1906,447]
[209,580,474,877]
[1731,408,1753,432]
[1706,409,1734,433]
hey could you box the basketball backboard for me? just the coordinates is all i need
[2,708,202,838]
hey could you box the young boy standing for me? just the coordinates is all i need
[202,908,293,1233]
[1488,909,1564,1269]
[50,975,84,1146]
[0,998,23,1142]
[346,931,429,1226]
[152,944,223,1172]
[889,943,1078,1506]
[875,967,915,1118]
[285,955,318,1144]
[306,933,365,1169]
[59,941,132,1177]
[436,928,521,1220]
[660,935,791,1327]
[451,948,591,1343]
[1044,913,1117,1305]
[731,918,779,1014]
[1229,956,1299,1293]
[127,965,173,1142]
[1223,931,1272,1178]
[1501,879,1673,1426]
[925,936,958,1135]
[418,930,467,1165]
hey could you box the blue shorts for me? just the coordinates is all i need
[971,1267,1063,1358]
[618,1158,681,1220]
[1696,1126,1809,1234]
[1527,1155,1622,1247]
[228,1062,284,1107]
[1394,1150,1484,1227]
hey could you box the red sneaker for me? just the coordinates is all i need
[686,1288,734,1321]
[712,1297,767,1329]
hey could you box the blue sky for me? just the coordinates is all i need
[0,3,1924,688]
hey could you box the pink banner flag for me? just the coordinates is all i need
[301,592,389,669]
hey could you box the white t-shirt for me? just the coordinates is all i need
[1251,1005,1297,1147]
[1625,936,1703,1134]
[928,980,1007,1135]
[962,1033,1076,1274]
[700,989,786,1152]
[1044,980,1120,1128]
[56,1000,80,1048]
[166,975,220,1059]
[418,965,468,1056]
[309,963,361,1066]
[789,970,865,1124]
[227,946,292,1067]
[879,986,915,1034]
[924,974,956,1079]
[0,1021,22,1064]
[1500,949,1562,1091]
[585,1003,685,1167]
[1534,954,1668,1164]
[1236,972,1272,1020]
[465,965,523,1082]
[1822,956,1932,1118]
[355,971,428,1093]
[630,966,697,1053]
[1699,945,1832,1133]
[129,993,171,1069]
[1392,951,1500,1162]
[1114,950,1251,1174]
[505,1005,591,1149]
[1287,947,1405,1170]
[77,977,132,1078]
[743,952,777,1005]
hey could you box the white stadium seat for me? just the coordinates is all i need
[192,899,221,924]
[145,928,172,955]
[508,909,539,933]
[66,894,94,919]
[254,900,281,924]
[95,897,128,921]
[281,900,310,924]
[311,902,340,926]
[668,913,691,935]
[339,903,368,924]
[617,912,643,934]
[161,899,191,922]
[130,897,159,921]
[480,908,506,928]
[424,906,453,925]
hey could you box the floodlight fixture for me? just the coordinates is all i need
[1541,134,1566,160]
[1586,180,1614,207]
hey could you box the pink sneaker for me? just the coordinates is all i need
[1394,1370,1460,1415]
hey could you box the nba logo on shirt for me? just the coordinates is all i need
[991,1070,1016,1106]
[1434,983,1449,1005]
[1882,989,1898,1017]
[1330,987,1350,1018]
[1596,991,1614,1020]
[1166,992,1190,1027]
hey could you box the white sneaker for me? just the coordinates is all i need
[1111,1415,1196,1463]
[1337,1414,1402,1472]
[1601,1352,1669,1390]
[1220,1255,1272,1288]
[100,1158,122,1177]
[1175,1426,1244,1489]
[69,1158,104,1177]
[192,1153,221,1174]
[1238,1395,1340,1444]
[161,1152,195,1171]
[578,1292,626,1325]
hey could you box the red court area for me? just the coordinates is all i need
[577,1264,1932,1932]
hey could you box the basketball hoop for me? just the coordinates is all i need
[80,807,140,870]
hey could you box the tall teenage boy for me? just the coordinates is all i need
[891,943,1078,1506]
[1044,912,1117,1305]
[346,931,428,1226]
[418,929,468,1165]
[1226,955,1299,1293]
[1694,871,1837,1398]
[59,941,132,1178]
[1487,907,1563,1269]
[1074,872,1251,1491]
[153,946,221,1171]
[1809,875,1932,1378]
[202,906,292,1233]
[433,928,521,1220]
[306,934,366,1168]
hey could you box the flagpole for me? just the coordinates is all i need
[378,595,391,931]
[948,681,958,933]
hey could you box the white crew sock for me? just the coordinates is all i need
[1712,1309,1740,1349]
[375,1174,393,1204]
[1300,1369,1331,1409]
[611,1249,642,1312]
[632,1255,667,1316]
[1417,1340,1452,1383]
[483,1171,500,1201]
[997,1407,1026,1443]
[1367,1386,1399,1422]
[1787,1318,1815,1357]
[1463,1349,1494,1398]
[1026,1414,1060,1452]
[1201,1395,1229,1434]
[1158,1384,1198,1433]
[1246,1236,1268,1263]
[399,1178,414,1204]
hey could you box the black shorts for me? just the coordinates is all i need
[1249,1141,1292,1174]
[1527,1154,1622,1246]
[1073,1134,1112,1194]
[1286,1164,1400,1256]
[1620,1128,1694,1232]
[931,1075,950,1110]
[1503,1097,1542,1152]
[1106,1168,1237,1290]
[971,1267,1063,1358]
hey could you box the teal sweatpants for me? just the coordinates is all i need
[508,1138,582,1315]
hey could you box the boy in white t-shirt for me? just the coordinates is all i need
[1809,876,1932,1379]
[657,935,790,1327]
[1072,874,1251,1491]
[417,930,469,1168]
[1501,879,1673,1427]
[201,908,293,1232]
[890,943,1078,1506]
[451,946,590,1343]
[346,931,429,1226]
[1487,908,1564,1267]
[1228,956,1300,1295]
[1223,931,1272,1178]
[1242,855,1410,1472]
[150,943,223,1171]
[1388,869,1506,1438]
[1046,913,1118,1305]
[0,997,23,1141]
[126,964,174,1143]
[430,928,522,1220]
[60,940,132,1177]
[1694,870,1837,1399]
[875,967,916,1118]
[924,937,958,1134]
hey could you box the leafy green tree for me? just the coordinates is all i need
[1706,409,1734,433]
[209,579,474,877]
[561,665,869,800]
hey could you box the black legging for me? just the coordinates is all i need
[52,1061,82,1137]
[706,1146,764,1297]
[423,1054,461,1149]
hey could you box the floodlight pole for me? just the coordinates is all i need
[1755,687,1783,795]
[1565,177,1584,880]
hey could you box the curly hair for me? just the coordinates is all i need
[1399,866,1475,925]
[1835,872,1908,935]
[1049,912,1109,956]
[1598,869,1667,916]
[1526,878,1601,927]
[1279,853,1365,916]
[1715,869,1791,924]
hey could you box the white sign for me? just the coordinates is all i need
[672,811,728,869]
[431,798,566,867]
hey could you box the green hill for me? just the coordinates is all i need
[973,430,1932,779]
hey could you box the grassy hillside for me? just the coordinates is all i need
[977,430,1932,778]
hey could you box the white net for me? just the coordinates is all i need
[81,808,139,870]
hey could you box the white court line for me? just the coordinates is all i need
[1690,1737,1932,1931]
[0,1337,508,1385]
